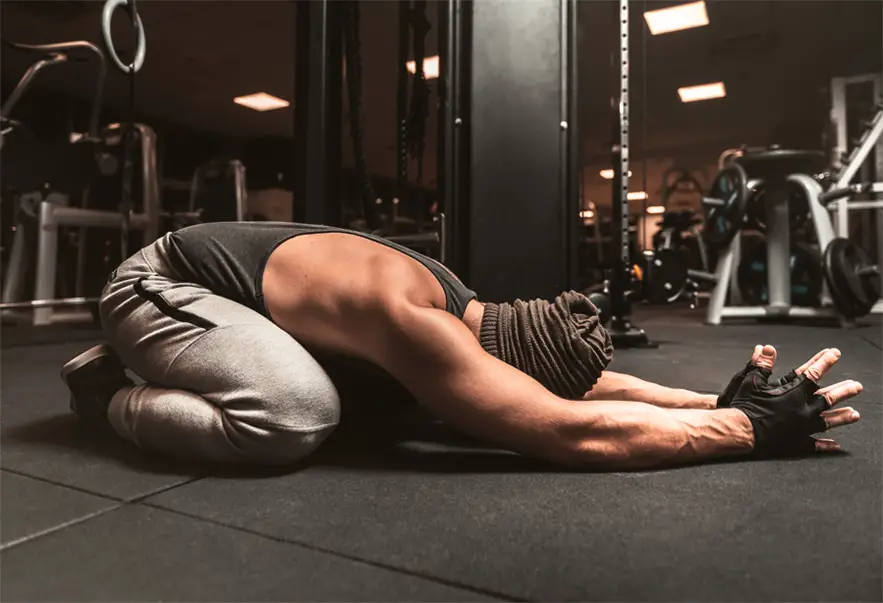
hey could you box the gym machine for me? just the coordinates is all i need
[0,23,160,326]
[165,159,248,229]
[701,96,882,325]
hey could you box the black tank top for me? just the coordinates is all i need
[165,222,476,319]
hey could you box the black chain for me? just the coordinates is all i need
[343,1,380,232]
[119,0,139,261]
[406,0,430,184]
[397,107,408,198]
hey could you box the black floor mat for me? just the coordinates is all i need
[2,317,881,601]
[1,505,494,602]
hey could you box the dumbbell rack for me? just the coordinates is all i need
[705,173,841,325]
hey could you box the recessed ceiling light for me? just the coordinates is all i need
[646,205,666,214]
[600,169,633,179]
[678,82,726,103]
[234,92,290,112]
[644,1,709,35]
[627,191,649,201]
[406,55,440,80]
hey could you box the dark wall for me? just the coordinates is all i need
[1,78,282,190]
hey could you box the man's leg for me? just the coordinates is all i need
[64,238,341,464]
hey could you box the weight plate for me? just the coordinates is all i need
[746,181,810,233]
[642,248,688,304]
[823,238,881,318]
[737,240,823,307]
[703,164,749,249]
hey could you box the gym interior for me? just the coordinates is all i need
[1,0,881,600]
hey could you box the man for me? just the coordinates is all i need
[61,222,863,468]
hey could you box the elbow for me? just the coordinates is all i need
[554,438,630,469]
[548,416,630,468]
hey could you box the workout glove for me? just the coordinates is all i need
[717,362,797,408]
[729,367,829,456]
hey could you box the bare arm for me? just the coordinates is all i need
[364,302,754,469]
[584,371,717,410]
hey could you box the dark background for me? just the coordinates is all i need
[1,0,881,209]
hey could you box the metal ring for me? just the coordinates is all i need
[101,0,146,74]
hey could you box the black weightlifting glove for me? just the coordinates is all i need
[729,367,829,456]
[717,362,798,408]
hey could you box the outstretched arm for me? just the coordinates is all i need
[585,347,832,410]
[362,300,755,469]
[583,371,717,409]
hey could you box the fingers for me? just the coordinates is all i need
[794,348,830,376]
[816,379,863,407]
[754,345,777,370]
[750,344,763,365]
[820,406,861,429]
[814,438,843,453]
[803,348,841,384]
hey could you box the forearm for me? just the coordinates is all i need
[564,402,754,470]
[584,370,717,409]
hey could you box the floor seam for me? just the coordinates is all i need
[1,468,125,502]
[1,467,207,504]
[0,504,125,552]
[138,500,524,602]
[0,471,207,553]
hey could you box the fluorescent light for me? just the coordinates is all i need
[234,92,290,112]
[644,1,709,35]
[599,169,633,179]
[406,55,440,80]
[678,82,726,103]
[627,191,649,201]
[646,205,666,214]
[579,210,595,219]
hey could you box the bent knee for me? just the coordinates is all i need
[221,380,342,465]
[225,417,339,465]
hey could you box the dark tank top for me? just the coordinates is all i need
[165,221,476,319]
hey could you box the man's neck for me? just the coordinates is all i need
[462,300,485,341]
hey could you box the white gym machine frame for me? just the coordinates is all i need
[187,158,248,222]
[829,73,883,315]
[1,123,161,326]
[705,72,882,325]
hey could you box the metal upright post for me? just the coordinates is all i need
[561,0,579,292]
[607,0,652,347]
[294,0,343,226]
[437,0,466,275]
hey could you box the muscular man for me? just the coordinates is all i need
[60,222,863,468]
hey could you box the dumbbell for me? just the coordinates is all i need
[587,288,611,326]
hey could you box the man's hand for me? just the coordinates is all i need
[717,346,831,408]
[728,346,862,455]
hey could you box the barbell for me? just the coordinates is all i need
[0,296,99,310]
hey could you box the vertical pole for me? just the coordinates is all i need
[294,0,343,226]
[437,0,466,274]
[561,0,578,290]
[34,201,59,326]
[608,0,653,347]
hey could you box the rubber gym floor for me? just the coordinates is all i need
[2,309,881,602]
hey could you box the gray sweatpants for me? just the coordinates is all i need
[99,233,341,464]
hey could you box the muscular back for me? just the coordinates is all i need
[262,232,453,357]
